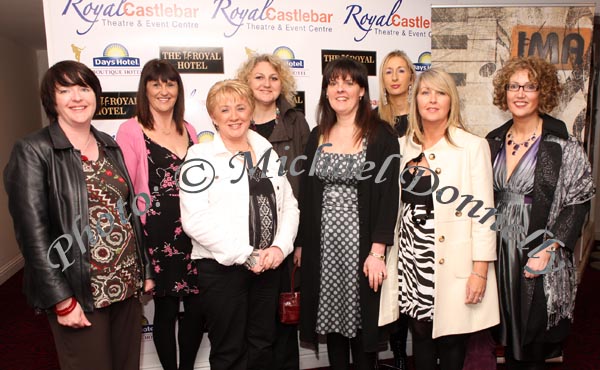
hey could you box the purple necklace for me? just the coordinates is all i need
[506,128,538,156]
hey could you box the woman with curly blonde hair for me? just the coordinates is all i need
[237,54,310,369]
[486,56,594,369]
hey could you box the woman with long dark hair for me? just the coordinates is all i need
[116,59,203,370]
[298,57,400,369]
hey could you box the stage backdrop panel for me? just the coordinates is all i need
[43,0,433,138]
[42,1,432,368]
[431,5,594,140]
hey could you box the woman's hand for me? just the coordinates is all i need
[524,243,555,279]
[362,243,387,292]
[143,279,155,293]
[55,298,92,328]
[293,247,302,267]
[260,246,284,270]
[465,261,488,304]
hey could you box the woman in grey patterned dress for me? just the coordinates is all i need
[298,58,400,369]
[486,57,594,369]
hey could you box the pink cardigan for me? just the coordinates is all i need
[115,117,198,224]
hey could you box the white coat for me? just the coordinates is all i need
[380,127,500,338]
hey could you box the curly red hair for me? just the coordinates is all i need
[492,56,561,114]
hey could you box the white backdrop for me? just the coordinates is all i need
[42,0,432,368]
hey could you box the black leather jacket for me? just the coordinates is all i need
[4,123,153,312]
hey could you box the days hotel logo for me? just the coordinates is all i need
[413,52,432,72]
[93,43,140,67]
[273,46,304,69]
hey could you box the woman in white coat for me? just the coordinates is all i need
[381,68,499,370]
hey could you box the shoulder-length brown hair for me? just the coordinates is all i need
[317,57,375,143]
[40,60,102,123]
[492,56,561,114]
[135,59,185,135]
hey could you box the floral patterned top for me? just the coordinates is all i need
[83,145,142,308]
[144,133,198,296]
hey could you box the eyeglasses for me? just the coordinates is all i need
[505,83,539,92]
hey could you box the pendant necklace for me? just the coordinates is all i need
[79,133,93,161]
[506,122,540,156]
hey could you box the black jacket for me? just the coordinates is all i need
[4,123,153,312]
[298,120,400,352]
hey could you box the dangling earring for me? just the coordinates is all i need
[383,91,388,105]
[359,95,363,100]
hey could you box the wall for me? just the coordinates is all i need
[0,36,44,284]
[432,0,600,257]
[434,0,598,6]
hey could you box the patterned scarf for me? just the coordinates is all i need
[543,136,595,328]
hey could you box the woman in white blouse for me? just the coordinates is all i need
[179,79,299,370]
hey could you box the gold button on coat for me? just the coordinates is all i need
[435,168,442,174]
[438,235,445,242]
[455,211,462,217]
[429,153,436,160]
[439,258,445,264]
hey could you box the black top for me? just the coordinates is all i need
[248,167,277,250]
[394,114,409,137]
[144,133,197,296]
[252,118,277,140]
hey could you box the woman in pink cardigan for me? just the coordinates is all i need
[116,59,202,370]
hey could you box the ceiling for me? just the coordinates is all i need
[0,0,46,50]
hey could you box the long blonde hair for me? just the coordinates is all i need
[407,68,466,146]
[377,50,416,125]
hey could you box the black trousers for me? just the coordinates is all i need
[152,295,204,370]
[48,296,142,370]
[326,332,377,370]
[504,342,547,370]
[195,259,280,370]
[409,318,468,370]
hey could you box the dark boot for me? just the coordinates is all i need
[389,331,408,370]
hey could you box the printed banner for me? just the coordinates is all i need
[44,0,432,139]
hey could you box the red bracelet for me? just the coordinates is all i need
[54,297,77,316]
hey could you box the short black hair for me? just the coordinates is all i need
[40,60,102,122]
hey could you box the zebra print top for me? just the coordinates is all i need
[398,165,436,321]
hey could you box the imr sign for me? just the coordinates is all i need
[511,26,592,70]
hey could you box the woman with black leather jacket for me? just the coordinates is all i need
[4,60,154,370]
